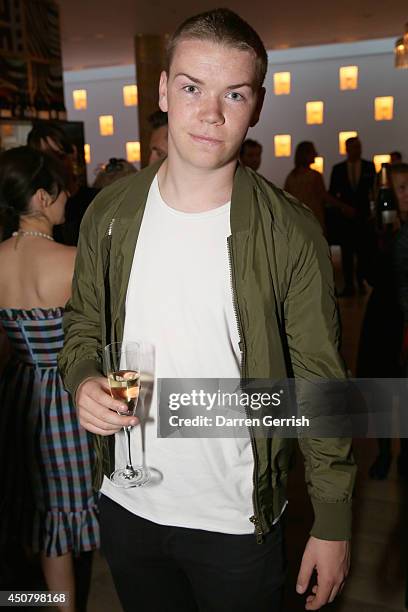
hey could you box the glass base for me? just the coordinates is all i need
[110,466,150,488]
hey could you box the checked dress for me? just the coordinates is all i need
[0,307,99,565]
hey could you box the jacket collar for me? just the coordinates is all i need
[114,157,254,233]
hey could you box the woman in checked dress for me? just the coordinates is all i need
[0,147,99,611]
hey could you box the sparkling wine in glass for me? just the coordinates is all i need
[105,342,145,487]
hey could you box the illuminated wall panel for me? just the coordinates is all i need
[274,134,291,157]
[374,96,394,121]
[84,144,91,164]
[126,141,141,162]
[339,66,358,90]
[123,85,138,106]
[99,115,114,136]
[306,101,324,125]
[73,89,87,110]
[373,154,391,173]
[273,72,291,95]
[311,156,324,174]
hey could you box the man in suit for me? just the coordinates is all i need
[329,137,376,296]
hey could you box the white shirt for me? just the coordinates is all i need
[101,175,255,534]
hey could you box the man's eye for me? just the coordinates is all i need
[226,92,244,101]
[183,85,199,94]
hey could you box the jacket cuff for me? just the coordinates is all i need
[310,500,352,540]
[63,358,103,403]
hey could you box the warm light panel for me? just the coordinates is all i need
[374,96,394,121]
[73,89,87,110]
[311,157,324,174]
[123,84,138,106]
[373,154,391,173]
[306,101,324,125]
[84,144,91,164]
[274,134,291,157]
[339,131,358,155]
[99,115,114,136]
[126,141,141,163]
[339,66,358,90]
[273,72,291,95]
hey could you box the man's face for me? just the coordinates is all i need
[346,139,362,162]
[149,125,168,165]
[241,145,262,171]
[159,39,264,171]
[392,173,408,213]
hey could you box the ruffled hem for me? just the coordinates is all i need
[32,505,100,558]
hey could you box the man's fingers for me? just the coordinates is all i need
[305,579,333,610]
[296,556,315,595]
[80,402,138,430]
[328,580,345,604]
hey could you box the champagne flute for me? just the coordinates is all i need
[104,341,144,487]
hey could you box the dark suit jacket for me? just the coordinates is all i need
[329,159,376,219]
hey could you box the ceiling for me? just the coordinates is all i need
[58,0,407,71]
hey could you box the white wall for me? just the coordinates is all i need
[251,38,408,188]
[63,38,408,188]
[63,65,140,183]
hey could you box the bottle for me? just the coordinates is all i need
[376,163,397,230]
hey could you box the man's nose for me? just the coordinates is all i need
[198,95,225,125]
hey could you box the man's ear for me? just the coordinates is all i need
[250,87,265,128]
[159,71,169,113]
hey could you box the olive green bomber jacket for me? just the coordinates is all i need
[58,161,356,542]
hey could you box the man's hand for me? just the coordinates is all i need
[76,376,138,435]
[296,536,350,610]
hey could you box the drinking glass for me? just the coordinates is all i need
[104,341,143,487]
[104,341,156,487]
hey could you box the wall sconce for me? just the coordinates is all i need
[123,84,138,106]
[273,72,291,95]
[274,134,291,157]
[311,156,324,174]
[73,89,87,110]
[394,23,408,68]
[339,66,358,90]
[373,154,391,173]
[338,131,358,155]
[374,96,394,121]
[84,144,91,164]
[306,101,324,125]
[126,141,141,162]
[99,115,114,136]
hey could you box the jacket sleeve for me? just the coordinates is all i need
[284,212,356,540]
[58,207,104,401]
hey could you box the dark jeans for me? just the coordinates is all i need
[99,495,285,612]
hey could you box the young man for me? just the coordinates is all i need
[59,9,355,612]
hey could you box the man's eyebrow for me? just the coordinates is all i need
[174,73,205,85]
[174,73,253,89]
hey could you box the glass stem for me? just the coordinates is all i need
[124,426,134,472]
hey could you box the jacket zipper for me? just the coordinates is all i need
[227,235,264,544]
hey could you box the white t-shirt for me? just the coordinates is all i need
[101,175,254,534]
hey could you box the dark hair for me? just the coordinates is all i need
[148,110,168,130]
[27,122,74,156]
[0,146,68,237]
[93,158,137,189]
[390,151,403,161]
[345,136,360,149]
[240,139,262,156]
[294,141,316,169]
[166,8,268,88]
[391,163,408,176]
